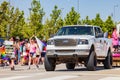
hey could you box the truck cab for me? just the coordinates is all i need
[44,25,112,71]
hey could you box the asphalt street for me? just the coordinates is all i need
[0,64,120,80]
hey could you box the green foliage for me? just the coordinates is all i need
[10,9,25,37]
[82,16,91,25]
[64,7,80,25]
[0,0,116,40]
[50,5,62,34]
[0,1,9,38]
[29,0,45,38]
[104,16,114,33]
[0,1,26,39]
[43,5,63,40]
[92,14,104,28]
[50,5,61,25]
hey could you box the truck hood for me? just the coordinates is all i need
[49,35,94,40]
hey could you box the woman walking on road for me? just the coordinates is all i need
[28,37,38,69]
[9,37,16,70]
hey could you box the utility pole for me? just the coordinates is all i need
[9,0,11,6]
[6,0,11,39]
[29,8,36,35]
[77,0,79,13]
[29,8,32,16]
[114,5,118,24]
[60,8,64,18]
[77,0,80,25]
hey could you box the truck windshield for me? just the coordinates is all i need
[56,26,94,36]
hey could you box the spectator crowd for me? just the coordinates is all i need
[0,36,46,70]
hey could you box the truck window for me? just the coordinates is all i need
[95,27,103,37]
[56,26,94,36]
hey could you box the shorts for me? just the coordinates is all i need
[29,52,36,58]
[36,55,40,57]
[10,54,15,59]
[113,45,118,49]
[41,52,46,57]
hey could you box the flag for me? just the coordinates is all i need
[35,36,44,52]
[0,47,6,59]
[0,47,5,54]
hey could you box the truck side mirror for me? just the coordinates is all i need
[104,32,108,38]
[96,33,104,38]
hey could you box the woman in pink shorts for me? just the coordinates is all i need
[28,37,38,69]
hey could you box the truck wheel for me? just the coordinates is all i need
[66,63,75,70]
[86,50,97,71]
[44,56,56,71]
[104,51,112,69]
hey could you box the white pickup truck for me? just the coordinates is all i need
[44,25,112,71]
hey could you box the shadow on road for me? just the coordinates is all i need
[55,66,120,72]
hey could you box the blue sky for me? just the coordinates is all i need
[0,0,120,23]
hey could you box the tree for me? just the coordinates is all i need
[0,1,10,38]
[92,14,104,28]
[0,1,117,40]
[104,16,114,33]
[49,5,62,34]
[50,5,61,26]
[55,17,64,30]
[29,0,45,38]
[0,1,26,39]
[43,5,63,40]
[64,7,80,25]
[10,9,26,38]
[82,16,91,25]
[42,19,52,40]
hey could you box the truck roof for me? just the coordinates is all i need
[63,25,99,28]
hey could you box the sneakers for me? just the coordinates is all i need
[28,66,31,70]
[28,65,39,70]
[11,66,15,71]
[36,65,39,69]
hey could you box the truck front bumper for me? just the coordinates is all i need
[46,49,90,57]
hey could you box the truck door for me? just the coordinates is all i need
[94,27,104,56]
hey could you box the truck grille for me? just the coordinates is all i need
[55,50,75,53]
[54,39,77,46]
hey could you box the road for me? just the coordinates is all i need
[0,64,120,80]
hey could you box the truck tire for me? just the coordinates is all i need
[104,51,112,69]
[44,56,56,71]
[86,50,97,71]
[66,63,75,70]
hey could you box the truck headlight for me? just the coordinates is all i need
[78,39,89,44]
[47,40,54,45]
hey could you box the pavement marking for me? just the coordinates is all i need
[0,76,29,80]
[112,68,120,70]
[18,73,45,76]
[0,73,46,80]
[40,75,79,80]
[99,77,120,80]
